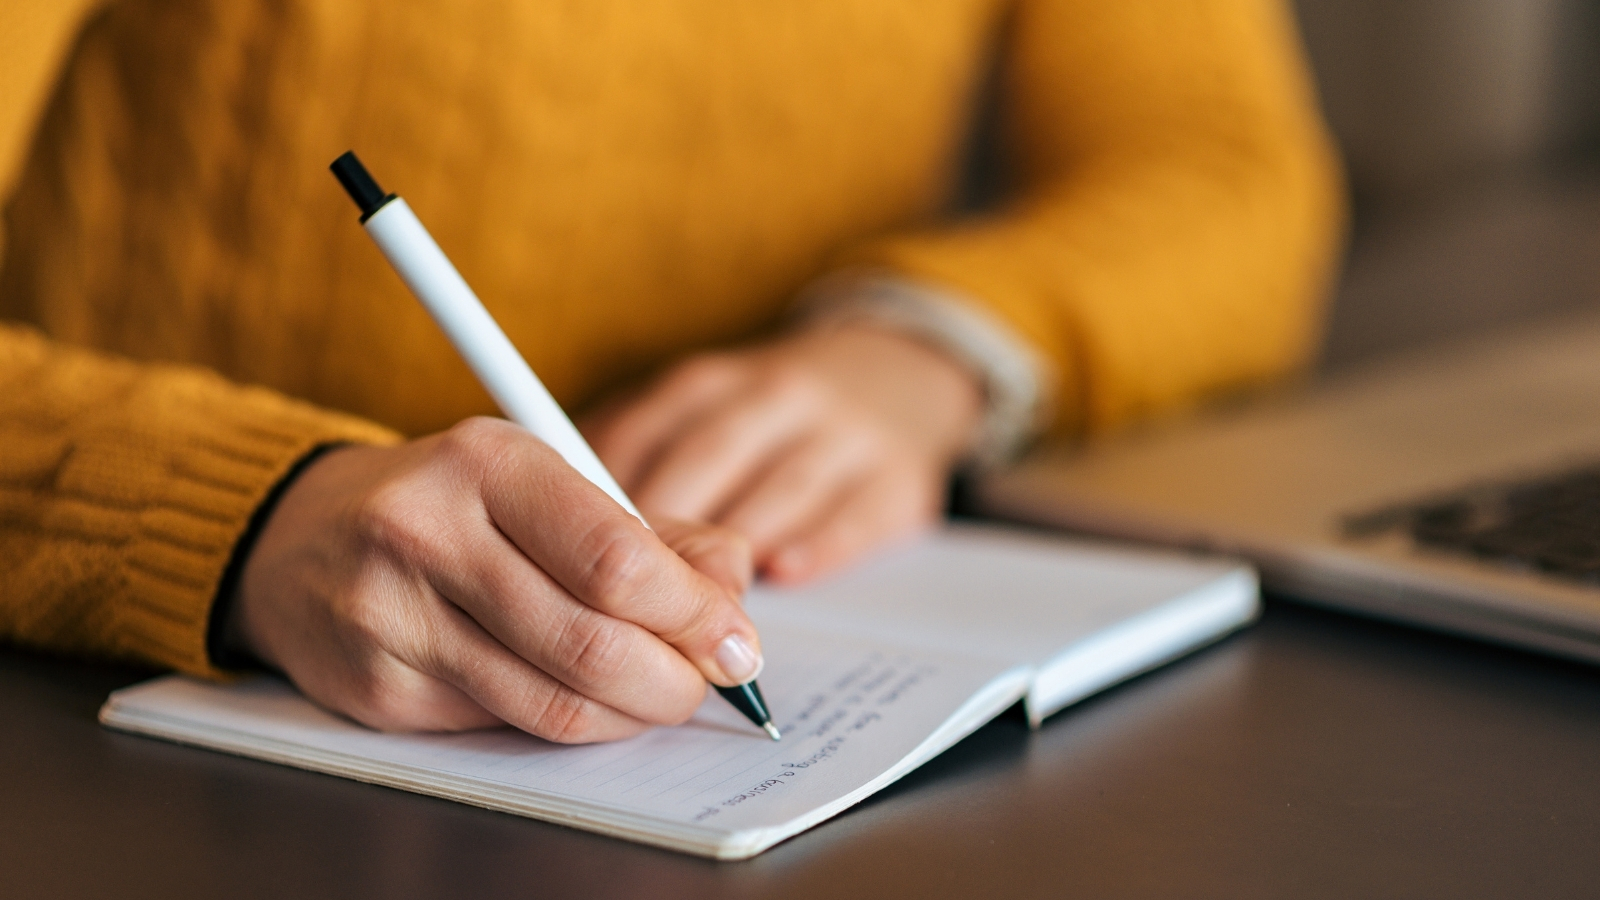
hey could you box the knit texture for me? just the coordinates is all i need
[0,323,398,676]
[0,0,1343,675]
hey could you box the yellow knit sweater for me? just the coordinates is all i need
[0,0,1343,677]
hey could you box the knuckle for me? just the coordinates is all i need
[526,688,597,744]
[345,668,416,731]
[444,414,509,447]
[351,480,433,563]
[438,416,515,469]
[578,519,655,607]
[648,583,720,649]
[552,613,633,686]
[337,586,395,647]
[678,582,720,631]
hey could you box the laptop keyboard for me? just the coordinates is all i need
[1343,463,1600,585]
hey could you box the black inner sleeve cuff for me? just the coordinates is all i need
[205,442,347,671]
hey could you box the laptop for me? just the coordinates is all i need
[973,307,1600,663]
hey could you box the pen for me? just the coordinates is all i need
[330,151,780,742]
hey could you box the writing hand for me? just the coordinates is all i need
[228,417,760,743]
[582,325,983,584]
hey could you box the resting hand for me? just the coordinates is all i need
[582,325,983,584]
[229,417,760,743]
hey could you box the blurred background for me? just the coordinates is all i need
[6,0,1594,378]
[1293,0,1600,368]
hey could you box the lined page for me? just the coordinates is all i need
[102,621,1022,857]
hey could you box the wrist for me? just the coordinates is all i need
[793,270,1054,466]
[207,442,351,670]
[790,323,984,466]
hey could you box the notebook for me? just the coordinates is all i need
[100,522,1257,859]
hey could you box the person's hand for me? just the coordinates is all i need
[581,324,984,584]
[228,417,761,743]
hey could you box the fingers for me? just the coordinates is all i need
[238,417,780,745]
[582,332,980,596]
[552,512,763,687]
[628,372,821,521]
[311,654,506,734]
[327,596,658,743]
[584,356,745,490]
[763,468,939,584]
[413,600,658,743]
[717,429,875,555]
[422,523,711,725]
[466,421,766,688]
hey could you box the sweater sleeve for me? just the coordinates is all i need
[0,322,400,677]
[838,0,1345,435]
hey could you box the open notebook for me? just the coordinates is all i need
[101,523,1256,859]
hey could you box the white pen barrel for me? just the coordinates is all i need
[363,199,644,523]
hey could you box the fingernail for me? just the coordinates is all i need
[715,634,763,684]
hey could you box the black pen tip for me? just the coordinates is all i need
[715,682,777,740]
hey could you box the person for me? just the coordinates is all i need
[0,0,1343,742]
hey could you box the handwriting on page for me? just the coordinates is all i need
[690,654,938,821]
[366,638,951,828]
[106,617,1022,853]
[144,620,992,838]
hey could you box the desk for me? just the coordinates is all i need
[6,601,1599,900]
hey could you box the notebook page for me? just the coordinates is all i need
[746,523,1246,667]
[102,620,1025,858]
[746,524,1256,724]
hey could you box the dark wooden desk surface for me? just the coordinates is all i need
[6,600,1599,900]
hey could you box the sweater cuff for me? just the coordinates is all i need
[101,391,399,680]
